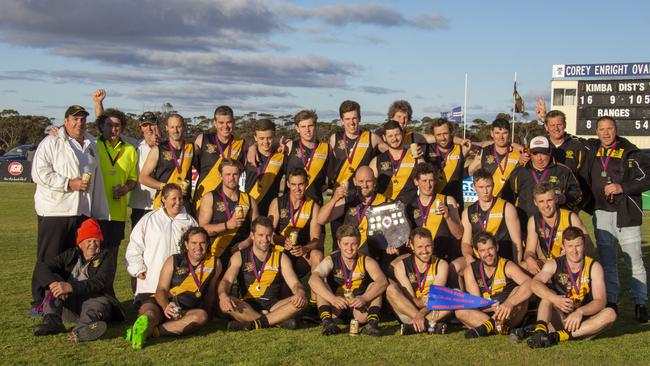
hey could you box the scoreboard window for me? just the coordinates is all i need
[576,79,650,136]
[553,88,577,106]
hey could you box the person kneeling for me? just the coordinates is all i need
[218,216,306,331]
[33,218,124,342]
[456,232,531,338]
[527,227,616,348]
[126,227,220,349]
[309,224,388,336]
[387,227,451,335]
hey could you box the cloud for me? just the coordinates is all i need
[4,51,357,89]
[409,13,449,30]
[281,3,448,30]
[0,0,282,51]
[359,86,403,95]
[0,1,450,112]
[127,83,294,111]
[0,70,45,81]
[0,1,447,91]
[133,50,357,88]
[0,69,165,86]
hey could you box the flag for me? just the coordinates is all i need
[450,106,462,122]
[441,106,462,122]
[514,82,525,113]
[427,285,495,310]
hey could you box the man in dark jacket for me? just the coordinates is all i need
[582,116,650,323]
[33,218,124,341]
[509,136,582,220]
[536,104,591,209]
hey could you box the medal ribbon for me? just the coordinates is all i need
[167,141,185,174]
[343,133,361,168]
[477,199,495,231]
[540,215,559,257]
[435,144,451,168]
[250,248,271,285]
[565,260,584,297]
[413,257,431,294]
[479,262,494,296]
[256,153,272,177]
[186,254,205,292]
[417,197,434,225]
[214,135,233,159]
[299,140,316,171]
[101,139,121,167]
[531,167,550,184]
[339,254,357,289]
[289,198,305,227]
[389,149,407,177]
[599,142,618,173]
[220,188,237,220]
[356,194,375,224]
[493,146,510,177]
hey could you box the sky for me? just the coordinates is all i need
[1,0,649,124]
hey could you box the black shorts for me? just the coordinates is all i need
[245,298,279,313]
[98,220,126,249]
[286,253,311,278]
[133,293,157,310]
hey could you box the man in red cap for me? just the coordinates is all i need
[33,218,123,342]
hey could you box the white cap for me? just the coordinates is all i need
[529,136,550,153]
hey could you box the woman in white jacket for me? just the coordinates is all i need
[125,183,197,307]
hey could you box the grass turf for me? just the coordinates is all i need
[1,182,649,365]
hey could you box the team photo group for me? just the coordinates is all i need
[29,89,650,350]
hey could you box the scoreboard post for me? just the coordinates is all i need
[550,62,650,148]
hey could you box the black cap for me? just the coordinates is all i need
[64,105,89,118]
[139,111,158,125]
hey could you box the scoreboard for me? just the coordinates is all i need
[576,79,650,135]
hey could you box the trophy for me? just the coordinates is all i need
[364,201,410,249]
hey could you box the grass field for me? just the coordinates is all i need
[2,182,649,365]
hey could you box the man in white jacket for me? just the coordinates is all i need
[125,184,197,308]
[30,105,109,317]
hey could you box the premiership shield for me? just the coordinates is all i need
[365,201,410,249]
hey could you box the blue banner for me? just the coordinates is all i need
[553,62,650,78]
[440,106,462,122]
[427,285,495,310]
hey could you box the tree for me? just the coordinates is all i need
[0,110,52,151]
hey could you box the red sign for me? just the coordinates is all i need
[8,162,23,176]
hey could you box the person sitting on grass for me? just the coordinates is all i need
[125,227,220,349]
[33,218,124,342]
[527,227,617,348]
[218,216,307,331]
[455,232,531,338]
[309,224,388,336]
[386,227,451,335]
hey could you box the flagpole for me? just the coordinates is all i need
[511,72,517,144]
[463,73,468,140]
